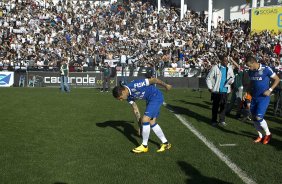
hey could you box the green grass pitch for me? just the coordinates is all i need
[0,88,281,184]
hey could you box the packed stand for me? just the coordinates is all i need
[0,0,281,76]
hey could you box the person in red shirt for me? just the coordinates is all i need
[274,42,281,56]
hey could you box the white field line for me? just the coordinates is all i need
[219,144,237,147]
[164,103,256,184]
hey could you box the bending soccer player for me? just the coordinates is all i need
[112,78,172,153]
[245,56,280,144]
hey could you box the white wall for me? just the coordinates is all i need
[167,0,282,21]
[184,0,250,21]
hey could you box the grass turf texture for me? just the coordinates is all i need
[0,88,281,184]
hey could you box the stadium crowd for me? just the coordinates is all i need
[0,0,281,75]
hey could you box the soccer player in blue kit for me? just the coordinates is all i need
[245,56,280,144]
[112,78,172,153]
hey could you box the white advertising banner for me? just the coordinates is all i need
[104,59,119,67]
[0,72,14,87]
[164,68,185,77]
[26,71,117,88]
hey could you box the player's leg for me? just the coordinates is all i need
[149,118,172,152]
[251,98,264,143]
[256,97,271,144]
[150,118,168,144]
[147,99,171,152]
[132,115,150,153]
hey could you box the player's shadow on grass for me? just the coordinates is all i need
[262,127,282,151]
[178,161,232,184]
[96,121,159,147]
[266,137,282,151]
[243,116,282,150]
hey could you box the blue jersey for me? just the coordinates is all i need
[248,64,276,98]
[125,78,163,104]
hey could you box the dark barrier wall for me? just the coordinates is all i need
[14,72,208,89]
[15,71,117,88]
[117,77,204,88]
[120,77,200,89]
[199,78,208,88]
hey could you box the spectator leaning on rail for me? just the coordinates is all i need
[206,53,234,126]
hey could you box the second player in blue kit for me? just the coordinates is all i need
[245,56,280,144]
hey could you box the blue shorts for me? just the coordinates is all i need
[144,98,164,119]
[250,96,270,119]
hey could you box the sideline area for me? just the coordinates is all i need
[164,102,257,184]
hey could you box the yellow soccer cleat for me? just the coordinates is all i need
[132,144,148,153]
[157,143,172,152]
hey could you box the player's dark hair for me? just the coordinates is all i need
[245,55,257,64]
[112,86,125,98]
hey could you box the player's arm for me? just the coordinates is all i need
[131,102,142,134]
[147,78,172,91]
[264,74,280,96]
[131,101,142,124]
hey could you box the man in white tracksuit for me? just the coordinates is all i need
[206,54,234,126]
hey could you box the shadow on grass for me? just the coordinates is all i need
[220,128,282,151]
[166,104,211,125]
[239,118,282,151]
[242,130,282,151]
[267,137,282,151]
[178,161,232,184]
[203,100,212,105]
[264,115,282,125]
[96,121,159,147]
[54,182,68,184]
[166,103,259,140]
[177,100,210,110]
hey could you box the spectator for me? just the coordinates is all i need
[273,41,281,57]
[120,50,127,77]
[226,55,244,117]
[0,0,280,81]
[145,62,155,78]
[206,54,234,126]
[60,59,70,93]
[101,62,112,92]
